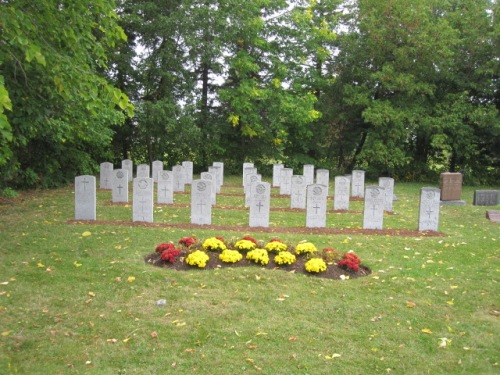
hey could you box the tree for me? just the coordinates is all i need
[0,0,133,189]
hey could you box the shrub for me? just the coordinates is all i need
[155,243,176,253]
[179,237,197,247]
[322,247,341,263]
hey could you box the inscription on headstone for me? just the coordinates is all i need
[133,178,154,223]
[440,172,463,201]
[191,179,212,225]
[152,160,164,183]
[334,176,350,210]
[473,190,499,206]
[99,162,113,190]
[379,177,395,212]
[306,184,327,228]
[242,163,254,186]
[316,169,330,196]
[136,164,150,179]
[75,175,96,220]
[249,182,271,227]
[418,187,441,231]
[279,168,293,195]
[352,170,365,198]
[363,186,385,229]
[112,169,129,203]
[290,175,307,209]
[200,171,217,206]
[157,170,174,204]
[243,167,258,193]
[245,173,261,206]
[121,159,133,181]
[272,164,284,187]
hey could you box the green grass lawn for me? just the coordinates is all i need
[0,177,499,374]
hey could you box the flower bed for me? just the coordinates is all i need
[145,236,371,280]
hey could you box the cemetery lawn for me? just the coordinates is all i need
[0,177,499,374]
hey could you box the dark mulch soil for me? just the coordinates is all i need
[144,250,371,280]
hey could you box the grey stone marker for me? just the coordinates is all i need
[121,159,133,181]
[306,184,327,228]
[334,176,350,210]
[379,177,395,212]
[213,162,224,186]
[243,167,257,193]
[245,173,261,206]
[99,162,113,189]
[191,179,212,225]
[157,170,174,204]
[316,169,330,196]
[279,168,293,195]
[439,172,465,205]
[208,166,222,194]
[351,170,365,198]
[133,177,154,223]
[75,175,96,220]
[473,190,499,206]
[303,164,315,186]
[418,187,441,231]
[136,164,150,179]
[172,165,185,192]
[242,163,254,186]
[182,161,194,184]
[272,163,284,187]
[249,181,271,227]
[290,175,307,209]
[112,169,129,203]
[363,186,385,229]
[200,171,217,206]
[152,160,163,183]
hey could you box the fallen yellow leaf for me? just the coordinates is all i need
[406,301,416,308]
[127,276,135,282]
[82,231,92,237]
[421,328,433,334]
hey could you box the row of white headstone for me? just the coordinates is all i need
[75,163,440,231]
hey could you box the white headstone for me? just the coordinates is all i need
[208,166,222,194]
[418,187,441,231]
[191,179,212,225]
[316,169,330,196]
[121,159,133,181]
[99,162,113,189]
[290,175,307,209]
[182,161,194,184]
[272,164,284,187]
[249,181,271,227]
[306,184,327,228]
[243,167,258,193]
[133,177,154,222]
[363,186,385,229]
[303,164,315,186]
[75,175,96,220]
[112,169,129,203]
[213,162,224,185]
[136,164,150,179]
[351,170,365,198]
[334,176,350,210]
[245,173,261,206]
[242,162,254,186]
[172,165,185,192]
[279,168,293,195]
[152,160,164,183]
[157,170,174,204]
[200,171,217,205]
[379,177,395,212]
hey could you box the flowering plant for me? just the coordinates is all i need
[274,251,296,265]
[160,248,181,263]
[155,243,176,253]
[322,247,341,263]
[185,250,210,268]
[265,240,287,253]
[202,237,227,252]
[241,235,257,244]
[337,252,362,272]
[305,258,327,273]
[219,249,243,263]
[246,249,269,265]
[234,239,256,252]
[295,242,317,255]
[179,237,197,247]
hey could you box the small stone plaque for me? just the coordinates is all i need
[379,177,395,212]
[316,169,330,196]
[306,184,327,228]
[440,172,463,201]
[191,179,212,225]
[136,164,150,179]
[133,177,154,223]
[363,186,385,229]
[418,187,441,231]
[352,170,365,198]
[152,160,164,183]
[279,168,293,195]
[157,170,173,204]
[290,175,307,209]
[334,176,350,210]
[121,159,133,181]
[249,182,271,227]
[272,164,284,187]
[112,169,129,203]
[473,190,499,206]
[75,175,96,220]
[99,162,113,189]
